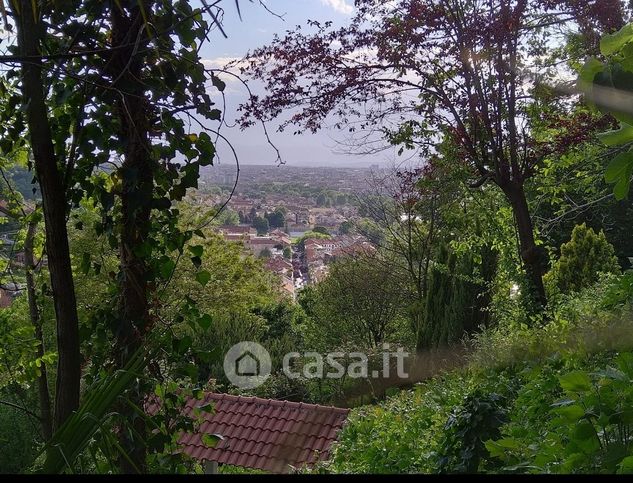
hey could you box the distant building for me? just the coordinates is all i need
[246,237,280,257]
[269,229,292,247]
[218,225,256,236]
[265,256,293,278]
[287,224,312,237]
[303,235,375,284]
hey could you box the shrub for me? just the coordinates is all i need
[322,373,471,473]
[436,390,508,473]
[486,352,633,474]
[469,273,633,370]
[544,223,620,296]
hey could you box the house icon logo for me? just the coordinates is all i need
[224,341,271,389]
[236,351,260,377]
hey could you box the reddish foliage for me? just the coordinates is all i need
[238,0,625,189]
[535,111,617,158]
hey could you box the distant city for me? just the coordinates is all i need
[191,163,382,299]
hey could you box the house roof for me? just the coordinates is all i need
[218,225,252,234]
[248,237,279,245]
[265,256,293,273]
[149,393,349,473]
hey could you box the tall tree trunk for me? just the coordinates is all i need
[13,0,81,431]
[504,183,547,308]
[24,218,53,440]
[110,1,153,473]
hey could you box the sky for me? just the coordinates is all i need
[197,0,405,168]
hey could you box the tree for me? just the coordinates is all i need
[544,223,620,295]
[216,206,239,226]
[296,230,331,249]
[355,167,450,338]
[252,216,270,235]
[239,0,626,309]
[0,0,277,473]
[299,256,409,350]
[10,0,81,431]
[249,207,258,223]
[313,226,330,235]
[419,242,495,349]
[339,221,354,235]
[316,193,327,208]
[265,208,285,228]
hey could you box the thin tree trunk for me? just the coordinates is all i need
[13,0,81,431]
[24,218,53,440]
[505,184,547,308]
[110,1,153,473]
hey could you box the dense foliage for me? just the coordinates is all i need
[544,223,620,295]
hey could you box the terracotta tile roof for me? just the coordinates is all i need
[218,225,253,234]
[248,237,279,245]
[151,393,349,473]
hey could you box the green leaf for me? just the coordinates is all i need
[147,433,170,452]
[559,371,592,393]
[617,456,633,474]
[570,420,600,453]
[211,74,226,92]
[605,150,633,200]
[198,313,213,330]
[610,110,633,128]
[621,42,633,71]
[202,433,222,447]
[196,402,215,414]
[172,335,192,355]
[553,403,585,423]
[601,23,633,56]
[196,270,211,286]
[159,258,176,279]
[616,352,633,378]
[577,57,605,94]
[484,438,520,458]
[597,123,633,146]
[188,245,204,258]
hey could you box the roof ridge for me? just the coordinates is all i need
[205,392,349,413]
[186,422,344,438]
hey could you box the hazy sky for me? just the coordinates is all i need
[198,0,409,168]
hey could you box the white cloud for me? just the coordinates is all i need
[320,0,354,15]
[202,56,241,70]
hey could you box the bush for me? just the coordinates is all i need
[0,389,41,473]
[321,372,472,473]
[469,273,633,370]
[436,390,508,473]
[485,352,633,474]
[545,223,620,296]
